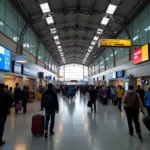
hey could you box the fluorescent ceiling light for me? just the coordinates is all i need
[57,45,61,49]
[50,28,57,34]
[60,52,63,55]
[88,49,92,52]
[40,3,50,13]
[46,16,54,24]
[58,48,62,52]
[91,41,96,45]
[55,41,60,45]
[54,35,59,40]
[89,46,93,50]
[101,17,109,25]
[97,29,103,34]
[106,4,117,15]
[93,36,99,41]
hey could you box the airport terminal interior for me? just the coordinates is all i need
[1,0,150,149]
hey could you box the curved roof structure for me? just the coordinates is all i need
[12,0,148,66]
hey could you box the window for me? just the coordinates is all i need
[59,64,88,81]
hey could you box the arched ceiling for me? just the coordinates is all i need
[12,0,148,66]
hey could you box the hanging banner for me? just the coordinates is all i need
[100,39,131,47]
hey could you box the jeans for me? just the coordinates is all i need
[22,101,27,113]
[0,116,7,141]
[126,108,141,134]
[147,106,150,116]
[91,101,96,112]
[44,110,55,132]
[111,94,115,102]
[117,98,122,111]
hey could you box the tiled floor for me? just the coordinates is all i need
[1,92,150,150]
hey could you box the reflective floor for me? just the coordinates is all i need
[1,92,150,150]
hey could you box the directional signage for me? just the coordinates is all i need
[0,45,11,71]
[133,44,149,65]
[100,39,131,47]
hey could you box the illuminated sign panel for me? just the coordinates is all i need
[133,44,149,65]
[100,39,131,47]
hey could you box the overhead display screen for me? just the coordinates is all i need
[133,44,149,65]
[100,39,131,47]
[0,45,11,71]
[13,62,22,74]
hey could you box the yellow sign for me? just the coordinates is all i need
[142,44,149,61]
[100,39,132,47]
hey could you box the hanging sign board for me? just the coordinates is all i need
[133,44,149,65]
[100,39,131,47]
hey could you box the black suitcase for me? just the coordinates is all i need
[142,116,150,132]
[87,100,92,107]
[103,97,108,105]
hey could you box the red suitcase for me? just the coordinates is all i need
[31,114,45,136]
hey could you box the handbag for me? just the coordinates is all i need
[87,100,92,107]
[16,103,22,111]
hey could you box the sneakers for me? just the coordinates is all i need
[138,134,143,140]
[0,140,6,146]
[44,131,55,138]
[44,131,48,138]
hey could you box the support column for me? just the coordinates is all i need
[35,39,41,65]
[83,65,84,82]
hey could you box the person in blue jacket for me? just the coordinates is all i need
[145,87,150,116]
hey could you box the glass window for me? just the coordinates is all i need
[60,64,88,81]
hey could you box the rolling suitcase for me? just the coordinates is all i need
[103,97,108,105]
[31,114,45,136]
[142,115,150,132]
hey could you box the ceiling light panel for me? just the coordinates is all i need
[54,35,59,40]
[40,3,50,13]
[55,41,60,45]
[46,16,54,24]
[101,17,109,25]
[57,45,61,49]
[91,41,96,45]
[106,4,117,15]
[50,28,57,34]
[93,36,99,41]
[97,29,103,34]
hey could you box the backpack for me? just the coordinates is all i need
[44,94,53,110]
[125,92,139,108]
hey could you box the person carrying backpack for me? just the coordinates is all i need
[122,85,144,140]
[43,83,59,138]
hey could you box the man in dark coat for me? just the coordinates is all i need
[89,86,97,113]
[0,83,13,146]
[21,86,29,114]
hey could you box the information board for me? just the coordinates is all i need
[0,45,11,71]
[133,44,149,65]
[100,39,131,47]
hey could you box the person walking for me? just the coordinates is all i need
[122,85,144,140]
[21,86,29,114]
[0,83,13,146]
[89,86,97,113]
[14,83,21,114]
[97,86,103,103]
[43,83,59,138]
[145,87,150,116]
[111,86,116,103]
[116,85,124,111]
[136,85,145,107]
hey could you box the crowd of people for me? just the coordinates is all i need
[1,82,150,146]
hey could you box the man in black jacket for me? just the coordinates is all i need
[21,86,29,114]
[43,83,59,138]
[136,85,145,107]
[0,83,13,146]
